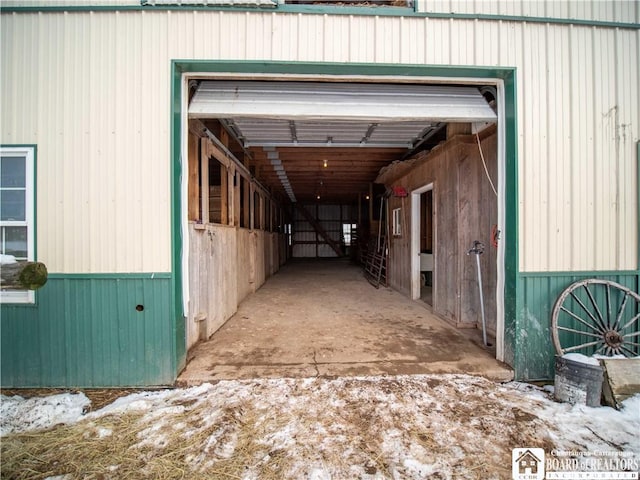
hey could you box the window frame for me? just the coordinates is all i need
[1,145,36,305]
[392,207,402,237]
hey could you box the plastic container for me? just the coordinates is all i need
[554,355,604,407]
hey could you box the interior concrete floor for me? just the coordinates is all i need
[177,259,513,386]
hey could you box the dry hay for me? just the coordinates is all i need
[1,376,560,480]
[1,400,292,480]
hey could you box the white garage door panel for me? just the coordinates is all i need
[189,81,497,123]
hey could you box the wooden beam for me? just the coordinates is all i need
[221,164,229,225]
[243,177,251,228]
[447,122,472,138]
[250,183,255,230]
[369,183,374,225]
[200,138,210,224]
[218,125,232,226]
[232,168,240,227]
[218,126,230,148]
[208,140,231,169]
[188,131,200,221]
[295,203,343,257]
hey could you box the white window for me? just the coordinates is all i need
[1,146,36,304]
[392,208,402,237]
[342,223,357,246]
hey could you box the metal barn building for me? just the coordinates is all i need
[1,0,638,387]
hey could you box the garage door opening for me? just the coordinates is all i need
[181,76,507,379]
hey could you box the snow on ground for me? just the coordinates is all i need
[1,374,639,479]
[1,392,90,435]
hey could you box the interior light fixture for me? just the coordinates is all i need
[365,195,370,200]
[317,195,321,200]
[323,159,328,168]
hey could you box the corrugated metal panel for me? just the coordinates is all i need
[518,273,639,380]
[341,204,354,221]
[0,276,175,387]
[189,81,497,123]
[228,118,437,148]
[509,22,639,271]
[318,244,338,257]
[317,204,341,220]
[2,10,171,273]
[417,0,640,23]
[145,0,275,5]
[292,243,315,257]
[1,10,638,273]
[295,231,316,242]
[2,1,138,5]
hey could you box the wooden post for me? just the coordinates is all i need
[368,183,374,225]
[218,128,231,226]
[200,138,210,224]
[188,131,200,221]
[0,261,48,290]
[243,176,250,228]
[230,168,239,227]
[446,122,472,138]
[220,164,228,225]
[218,127,229,148]
[257,193,263,230]
[250,183,255,230]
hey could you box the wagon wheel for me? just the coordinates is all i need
[551,279,640,357]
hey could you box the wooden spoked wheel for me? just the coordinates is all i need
[551,279,640,357]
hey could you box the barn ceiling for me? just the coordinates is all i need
[249,145,410,204]
[190,80,497,204]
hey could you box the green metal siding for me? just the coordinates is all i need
[171,64,186,375]
[1,275,175,387]
[517,271,640,381]
[502,70,518,370]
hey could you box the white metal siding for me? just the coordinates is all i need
[417,0,640,24]
[1,1,139,5]
[1,9,638,272]
[1,10,171,273]
[189,81,497,122]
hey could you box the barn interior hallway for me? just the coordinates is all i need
[177,259,513,386]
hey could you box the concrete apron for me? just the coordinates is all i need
[177,259,513,386]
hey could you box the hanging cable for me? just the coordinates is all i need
[476,132,498,197]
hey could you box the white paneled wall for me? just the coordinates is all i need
[1,8,638,272]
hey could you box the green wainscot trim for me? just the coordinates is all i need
[1,275,176,387]
[516,271,640,381]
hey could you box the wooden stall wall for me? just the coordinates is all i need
[188,224,238,346]
[187,224,282,350]
[185,125,285,351]
[386,126,498,331]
